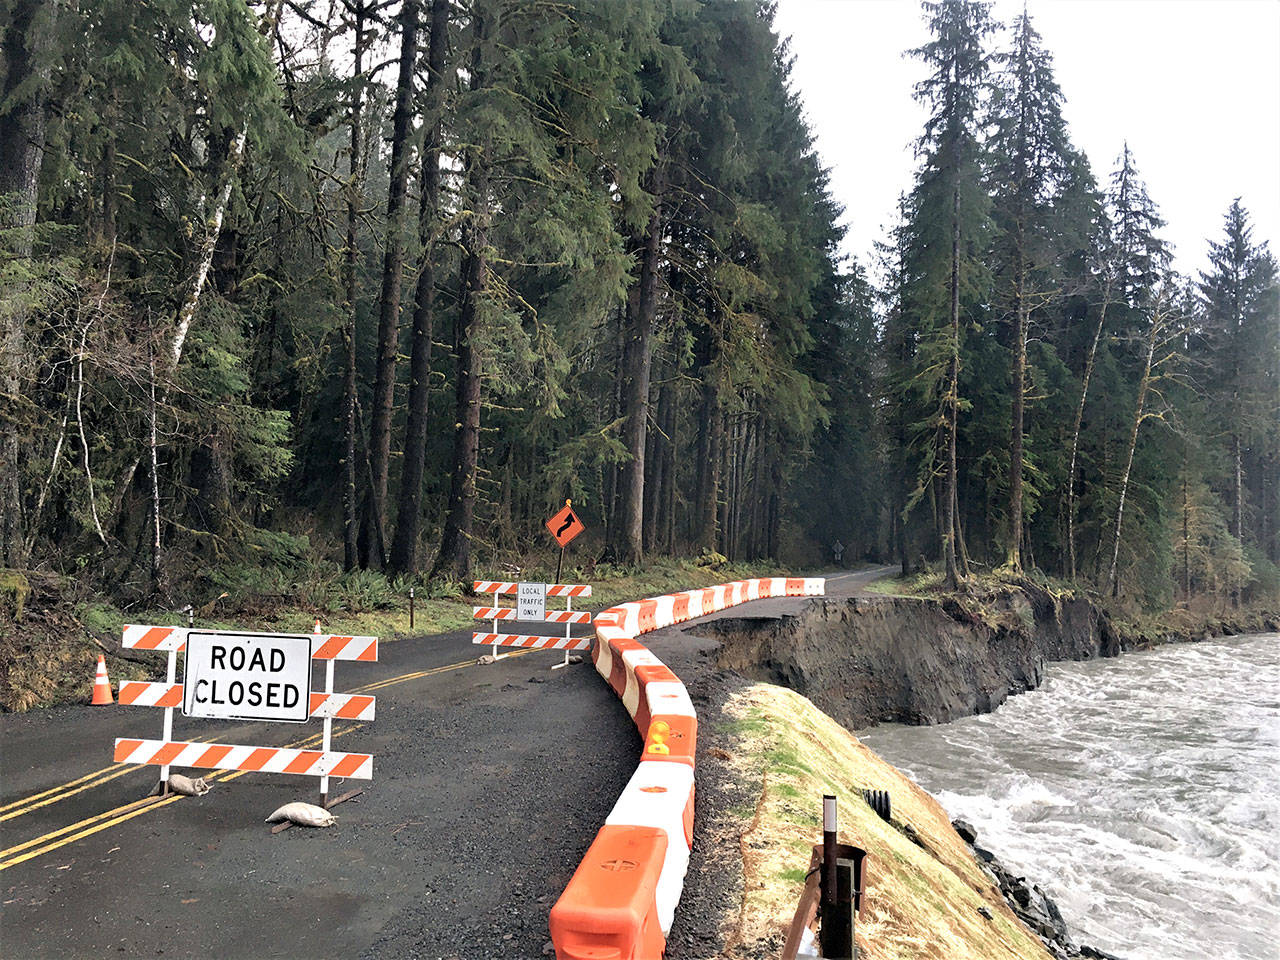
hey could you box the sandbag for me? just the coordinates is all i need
[151,774,212,797]
[265,801,337,827]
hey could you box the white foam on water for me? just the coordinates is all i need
[861,633,1280,960]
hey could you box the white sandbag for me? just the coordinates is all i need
[265,801,337,827]
[151,774,211,797]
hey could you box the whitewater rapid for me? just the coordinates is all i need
[860,632,1280,960]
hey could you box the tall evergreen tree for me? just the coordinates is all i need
[1198,201,1279,560]
[987,9,1090,571]
[903,0,996,586]
[364,0,420,569]
[389,0,451,578]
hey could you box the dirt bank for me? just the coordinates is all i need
[704,587,1123,729]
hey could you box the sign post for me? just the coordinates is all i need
[545,499,586,583]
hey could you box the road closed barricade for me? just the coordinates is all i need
[113,624,377,802]
[472,581,593,669]
[550,577,824,960]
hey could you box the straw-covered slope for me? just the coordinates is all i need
[713,681,1053,960]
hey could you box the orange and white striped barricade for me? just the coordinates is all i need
[115,622,377,803]
[550,576,826,959]
[472,580,593,668]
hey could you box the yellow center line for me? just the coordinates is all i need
[0,764,122,814]
[0,733,224,823]
[356,648,534,692]
[0,793,191,871]
[0,644,518,844]
[1,796,159,858]
[0,766,143,823]
[0,725,362,872]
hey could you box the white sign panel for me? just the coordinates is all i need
[517,582,547,621]
[182,632,312,723]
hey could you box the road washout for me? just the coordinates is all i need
[703,586,1121,729]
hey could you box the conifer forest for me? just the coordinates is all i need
[2,0,1277,612]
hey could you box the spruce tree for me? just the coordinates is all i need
[987,9,1090,571]
[904,0,996,586]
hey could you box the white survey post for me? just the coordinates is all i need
[182,632,312,723]
[517,581,547,621]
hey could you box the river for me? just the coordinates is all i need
[859,633,1280,960]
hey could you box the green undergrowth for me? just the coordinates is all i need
[0,556,791,712]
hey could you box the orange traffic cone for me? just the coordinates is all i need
[91,654,114,705]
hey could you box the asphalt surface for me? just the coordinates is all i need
[0,569,889,960]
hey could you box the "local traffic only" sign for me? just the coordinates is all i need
[182,632,312,723]
[517,582,548,621]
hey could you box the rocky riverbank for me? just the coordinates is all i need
[950,818,1122,960]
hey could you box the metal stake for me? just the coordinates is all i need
[820,795,855,960]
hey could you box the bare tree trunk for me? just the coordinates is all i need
[602,303,625,545]
[1008,241,1027,572]
[172,129,246,367]
[643,366,672,553]
[610,172,664,566]
[1067,271,1113,580]
[694,374,722,552]
[1108,295,1171,598]
[659,378,677,553]
[943,185,961,588]
[431,13,490,584]
[364,0,420,569]
[341,1,369,572]
[149,350,163,594]
[389,0,449,578]
[1182,472,1191,601]
[0,0,59,566]
[430,224,486,583]
[75,304,107,546]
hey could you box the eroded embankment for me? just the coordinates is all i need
[705,588,1121,729]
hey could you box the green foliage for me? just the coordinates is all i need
[3,0,1272,623]
[0,570,31,619]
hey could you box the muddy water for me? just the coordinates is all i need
[860,633,1280,960]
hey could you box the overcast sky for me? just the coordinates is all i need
[772,0,1280,279]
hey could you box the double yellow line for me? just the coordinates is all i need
[0,648,530,871]
[0,724,363,871]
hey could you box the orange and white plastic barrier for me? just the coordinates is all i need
[549,576,824,959]
[472,581,593,668]
[114,622,378,790]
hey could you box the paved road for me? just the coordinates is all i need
[0,569,890,959]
